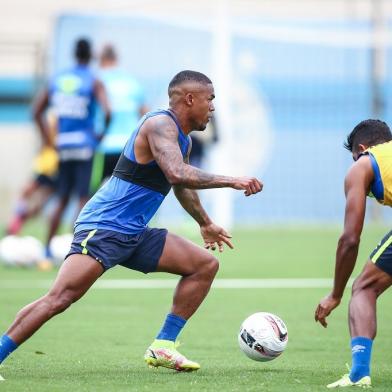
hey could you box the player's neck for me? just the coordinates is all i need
[167,108,191,135]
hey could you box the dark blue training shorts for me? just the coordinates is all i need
[58,159,93,198]
[370,229,392,276]
[36,173,57,189]
[65,227,168,274]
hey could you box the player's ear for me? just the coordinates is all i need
[358,143,368,153]
[185,92,194,107]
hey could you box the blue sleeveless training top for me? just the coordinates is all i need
[97,67,146,154]
[75,110,190,234]
[49,65,97,153]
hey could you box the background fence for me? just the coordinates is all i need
[1,0,392,226]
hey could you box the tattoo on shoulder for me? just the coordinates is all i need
[148,116,177,143]
[146,115,183,170]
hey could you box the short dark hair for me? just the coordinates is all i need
[100,44,117,62]
[74,38,92,63]
[168,70,212,96]
[344,119,392,152]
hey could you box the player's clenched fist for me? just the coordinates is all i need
[232,177,263,196]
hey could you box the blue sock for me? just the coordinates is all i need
[156,313,187,342]
[44,246,52,259]
[349,336,373,382]
[0,335,18,364]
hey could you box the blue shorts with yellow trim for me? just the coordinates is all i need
[65,227,168,274]
[370,229,392,276]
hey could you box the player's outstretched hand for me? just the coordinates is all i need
[314,293,341,328]
[232,177,263,196]
[200,223,233,252]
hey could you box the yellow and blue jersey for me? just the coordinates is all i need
[365,141,392,206]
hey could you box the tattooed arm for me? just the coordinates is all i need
[146,115,263,195]
[173,138,212,225]
[174,184,211,226]
[175,182,234,251]
[173,141,234,251]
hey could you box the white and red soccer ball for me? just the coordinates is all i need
[238,312,288,362]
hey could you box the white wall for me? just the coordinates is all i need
[0,125,37,222]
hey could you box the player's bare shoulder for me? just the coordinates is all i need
[345,154,374,191]
[351,155,373,176]
[144,113,183,157]
[142,113,179,141]
[134,114,179,163]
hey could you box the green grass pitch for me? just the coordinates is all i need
[0,225,391,391]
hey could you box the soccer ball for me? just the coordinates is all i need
[238,312,288,362]
[0,235,44,267]
[49,233,73,266]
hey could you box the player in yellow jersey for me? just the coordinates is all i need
[6,111,58,236]
[315,119,392,388]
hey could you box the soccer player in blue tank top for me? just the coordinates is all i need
[0,70,262,376]
[32,38,111,262]
[315,120,392,388]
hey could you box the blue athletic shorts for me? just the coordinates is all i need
[58,159,93,198]
[65,227,168,273]
[370,229,392,276]
[36,173,57,189]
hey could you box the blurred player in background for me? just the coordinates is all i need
[6,110,58,235]
[315,119,392,388]
[33,38,111,261]
[0,70,262,375]
[89,44,148,192]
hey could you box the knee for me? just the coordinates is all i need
[44,292,73,316]
[352,276,382,299]
[203,255,219,279]
[351,271,374,296]
[351,279,363,297]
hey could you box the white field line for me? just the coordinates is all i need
[0,278,354,290]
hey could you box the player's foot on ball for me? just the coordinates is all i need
[144,339,200,372]
[327,374,371,388]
